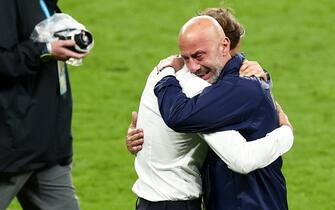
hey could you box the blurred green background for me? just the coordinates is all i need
[9,0,335,209]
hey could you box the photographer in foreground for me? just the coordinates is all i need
[0,0,88,209]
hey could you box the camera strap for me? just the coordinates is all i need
[39,0,68,96]
[39,0,51,18]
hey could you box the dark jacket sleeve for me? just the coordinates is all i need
[0,41,46,78]
[154,75,263,133]
[0,0,46,79]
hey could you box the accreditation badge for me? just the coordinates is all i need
[57,61,67,95]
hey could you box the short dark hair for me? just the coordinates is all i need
[198,8,245,50]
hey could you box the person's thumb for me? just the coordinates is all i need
[130,111,138,128]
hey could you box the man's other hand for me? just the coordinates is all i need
[126,111,144,154]
[156,55,184,73]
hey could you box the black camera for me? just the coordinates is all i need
[54,28,94,53]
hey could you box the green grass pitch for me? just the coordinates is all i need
[8,0,335,209]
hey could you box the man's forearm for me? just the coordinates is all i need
[200,125,294,174]
[0,40,45,78]
[154,75,262,133]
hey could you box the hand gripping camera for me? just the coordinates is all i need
[54,28,94,53]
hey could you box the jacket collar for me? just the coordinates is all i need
[217,53,245,81]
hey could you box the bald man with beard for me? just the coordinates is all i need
[155,16,289,210]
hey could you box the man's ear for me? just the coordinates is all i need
[221,37,231,56]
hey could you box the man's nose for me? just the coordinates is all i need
[187,59,200,73]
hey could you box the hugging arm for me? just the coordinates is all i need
[202,125,293,174]
[126,104,294,174]
[202,102,293,174]
[154,76,261,133]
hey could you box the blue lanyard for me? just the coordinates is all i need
[39,0,51,18]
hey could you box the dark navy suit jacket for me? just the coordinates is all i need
[154,54,288,210]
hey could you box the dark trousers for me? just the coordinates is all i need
[136,197,202,210]
[0,164,79,210]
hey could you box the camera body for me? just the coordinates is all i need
[54,28,94,53]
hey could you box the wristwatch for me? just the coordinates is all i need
[40,42,52,61]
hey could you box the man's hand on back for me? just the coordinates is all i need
[239,60,267,81]
[126,111,144,154]
[276,101,293,131]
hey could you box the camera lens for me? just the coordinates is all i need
[74,30,93,52]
